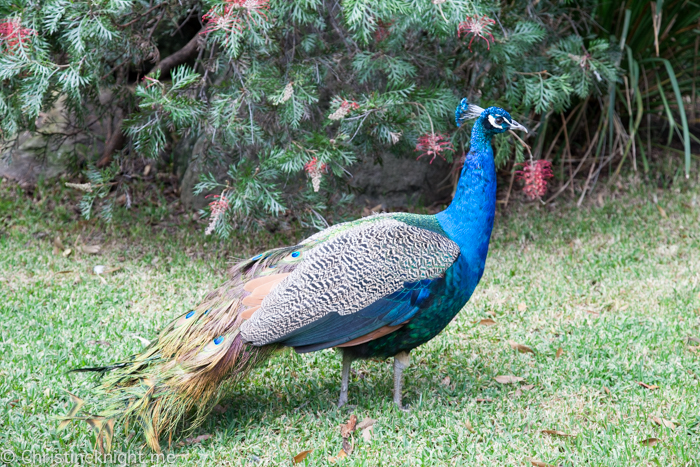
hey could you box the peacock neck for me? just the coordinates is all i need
[435,120,497,271]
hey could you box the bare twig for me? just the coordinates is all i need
[120,3,166,29]
[560,112,573,195]
[503,162,517,208]
[576,161,596,207]
[544,119,602,204]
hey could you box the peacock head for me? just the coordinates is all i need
[455,98,528,135]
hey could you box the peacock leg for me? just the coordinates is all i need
[393,350,411,409]
[337,350,353,408]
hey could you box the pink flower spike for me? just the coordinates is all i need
[457,14,496,52]
[304,157,328,192]
[515,160,554,200]
[0,18,35,51]
[229,0,270,22]
[204,193,230,235]
[415,133,453,164]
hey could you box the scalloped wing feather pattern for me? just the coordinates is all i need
[239,219,460,346]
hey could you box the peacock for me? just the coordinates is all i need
[64,98,528,451]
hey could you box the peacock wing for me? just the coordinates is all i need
[239,217,460,348]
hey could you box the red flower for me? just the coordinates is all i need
[415,133,453,164]
[457,14,496,51]
[229,0,269,22]
[515,160,553,200]
[202,0,269,36]
[304,157,328,174]
[0,18,35,50]
[304,157,328,192]
[202,8,244,35]
[328,100,359,120]
[204,193,230,235]
[374,19,392,42]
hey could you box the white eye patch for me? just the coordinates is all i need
[488,114,512,128]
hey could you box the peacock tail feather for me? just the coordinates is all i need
[62,245,313,452]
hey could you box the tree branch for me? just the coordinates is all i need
[152,33,204,79]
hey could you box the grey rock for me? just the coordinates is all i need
[0,99,105,188]
[350,151,453,210]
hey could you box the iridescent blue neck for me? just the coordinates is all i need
[435,118,497,270]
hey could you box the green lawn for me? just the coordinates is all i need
[1,179,699,466]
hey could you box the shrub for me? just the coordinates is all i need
[0,0,696,234]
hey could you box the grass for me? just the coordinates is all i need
[1,176,699,466]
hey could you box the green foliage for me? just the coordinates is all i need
[1,0,697,233]
[77,162,121,221]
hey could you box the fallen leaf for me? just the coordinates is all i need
[356,418,376,431]
[586,310,600,317]
[62,248,72,257]
[640,437,660,447]
[177,434,212,447]
[637,381,659,391]
[328,450,347,463]
[53,236,64,255]
[86,340,110,347]
[476,398,493,403]
[541,429,575,437]
[56,270,74,274]
[440,376,451,386]
[686,336,700,345]
[495,375,525,384]
[518,302,527,312]
[651,416,675,430]
[479,318,496,326]
[143,164,151,176]
[81,244,101,254]
[293,450,313,464]
[521,384,535,391]
[361,426,372,442]
[341,414,357,438]
[657,205,667,218]
[93,265,121,276]
[465,419,475,433]
[508,340,534,354]
[526,457,556,467]
[603,386,611,395]
[555,347,564,359]
[131,335,151,345]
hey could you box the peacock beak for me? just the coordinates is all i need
[508,120,528,133]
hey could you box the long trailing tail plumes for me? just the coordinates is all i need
[61,252,294,452]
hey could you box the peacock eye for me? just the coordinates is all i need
[495,117,504,124]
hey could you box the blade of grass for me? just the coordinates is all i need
[651,58,692,177]
[654,70,677,147]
